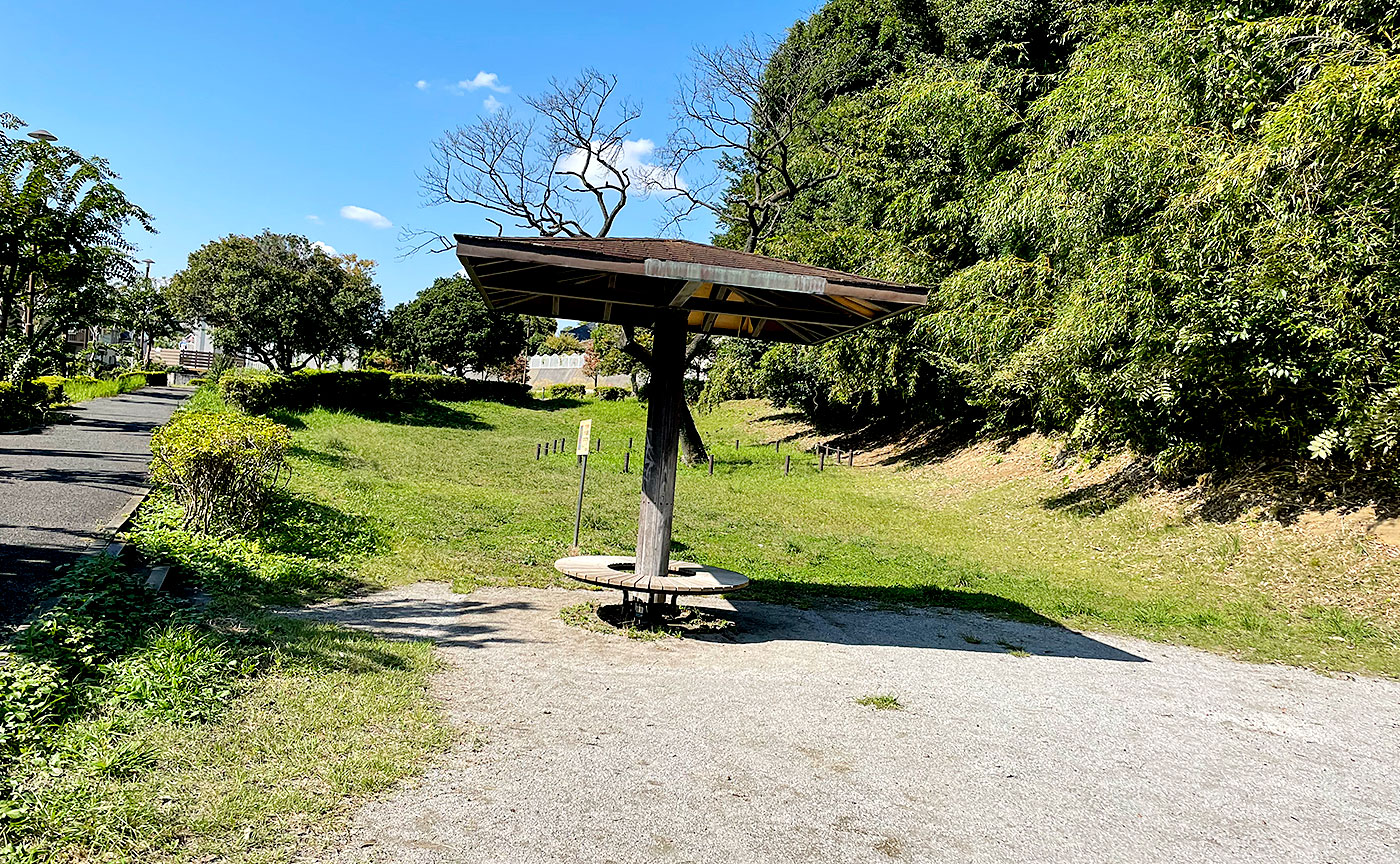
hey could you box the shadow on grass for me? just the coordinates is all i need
[129,492,380,611]
[275,402,492,431]
[249,614,417,673]
[520,397,586,412]
[1042,458,1157,517]
[702,579,1146,662]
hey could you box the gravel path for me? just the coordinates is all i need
[308,583,1400,864]
[0,386,187,622]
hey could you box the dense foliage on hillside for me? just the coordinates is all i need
[703,0,1400,481]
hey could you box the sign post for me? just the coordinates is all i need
[572,419,592,551]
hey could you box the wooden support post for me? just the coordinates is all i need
[536,443,542,461]
[784,454,791,476]
[709,454,714,476]
[635,311,686,585]
[819,447,825,471]
[775,441,780,453]
[628,436,633,450]
[624,451,631,473]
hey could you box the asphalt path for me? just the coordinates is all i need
[0,386,188,624]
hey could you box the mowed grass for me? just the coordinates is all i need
[280,396,1400,676]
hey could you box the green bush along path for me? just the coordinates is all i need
[280,394,1399,676]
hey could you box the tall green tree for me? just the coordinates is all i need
[169,232,382,371]
[384,274,525,375]
[0,113,154,379]
[702,0,1400,481]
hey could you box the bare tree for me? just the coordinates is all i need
[419,68,641,239]
[652,36,844,253]
[415,68,713,464]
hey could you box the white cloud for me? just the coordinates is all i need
[339,205,392,229]
[555,138,681,194]
[457,71,509,93]
[305,214,322,224]
[483,94,503,113]
[415,79,428,90]
[311,241,337,256]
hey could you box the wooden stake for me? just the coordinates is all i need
[536,443,542,461]
[819,447,825,471]
[624,450,631,473]
[709,454,714,476]
[784,454,791,475]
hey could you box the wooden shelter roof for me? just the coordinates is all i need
[455,235,928,345]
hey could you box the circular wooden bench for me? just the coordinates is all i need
[555,555,749,621]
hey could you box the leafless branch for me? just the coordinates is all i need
[651,35,846,252]
[419,68,642,240]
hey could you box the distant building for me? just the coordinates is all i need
[527,352,630,390]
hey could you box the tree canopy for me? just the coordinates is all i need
[169,232,383,372]
[696,0,1400,482]
[383,274,526,375]
[0,113,155,379]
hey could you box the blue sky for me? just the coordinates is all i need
[3,0,816,307]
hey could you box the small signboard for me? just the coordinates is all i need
[576,419,593,456]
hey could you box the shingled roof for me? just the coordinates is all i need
[455,235,928,345]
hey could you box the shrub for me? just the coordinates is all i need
[218,369,529,414]
[544,383,586,400]
[188,377,208,387]
[0,380,49,431]
[206,353,236,384]
[30,376,66,406]
[150,413,292,533]
[594,386,630,401]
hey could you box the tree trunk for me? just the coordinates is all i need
[679,401,708,465]
[636,312,686,581]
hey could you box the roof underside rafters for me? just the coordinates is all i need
[455,235,929,346]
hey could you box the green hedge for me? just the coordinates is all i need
[594,386,630,401]
[219,369,530,414]
[0,381,51,431]
[150,412,292,533]
[544,384,586,400]
[31,376,66,406]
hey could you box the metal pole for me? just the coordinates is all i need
[23,272,34,338]
[624,450,630,473]
[573,454,589,548]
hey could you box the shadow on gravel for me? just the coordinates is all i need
[292,594,535,651]
[690,581,1147,662]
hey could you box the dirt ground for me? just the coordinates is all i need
[305,583,1399,864]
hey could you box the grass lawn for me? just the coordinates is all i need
[15,618,449,863]
[273,395,1400,676]
[39,373,150,404]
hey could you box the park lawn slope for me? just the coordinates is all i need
[279,395,1400,676]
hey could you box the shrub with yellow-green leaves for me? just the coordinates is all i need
[150,413,292,534]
